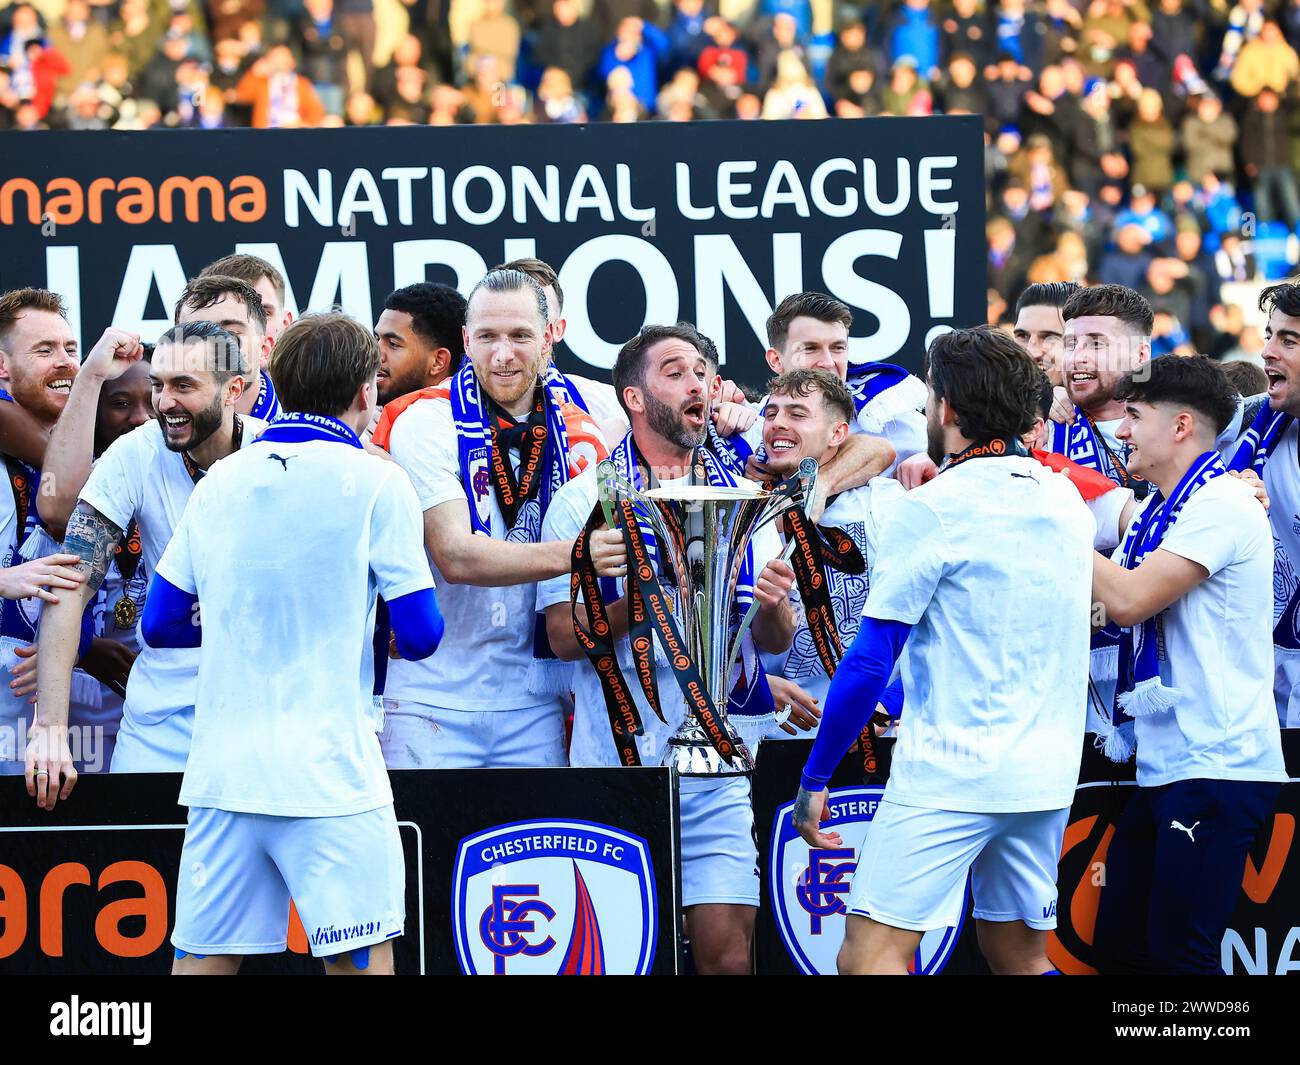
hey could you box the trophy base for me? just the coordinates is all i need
[663,723,755,777]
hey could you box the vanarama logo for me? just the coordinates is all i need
[0,174,267,226]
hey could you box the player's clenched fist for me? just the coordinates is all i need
[589,528,628,578]
[755,558,796,608]
[83,327,144,381]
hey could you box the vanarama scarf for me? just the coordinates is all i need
[1047,409,1135,488]
[845,361,926,433]
[372,367,607,694]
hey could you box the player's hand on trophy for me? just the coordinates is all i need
[743,452,773,484]
[755,558,796,608]
[896,452,939,490]
[792,785,842,848]
[769,675,821,735]
[1229,468,1270,510]
[25,720,77,811]
[590,528,628,578]
[82,326,144,382]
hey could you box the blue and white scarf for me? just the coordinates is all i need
[1047,410,1131,485]
[254,410,360,447]
[1103,450,1225,762]
[450,360,586,543]
[607,430,770,723]
[845,361,925,432]
[250,369,282,423]
[1229,403,1292,475]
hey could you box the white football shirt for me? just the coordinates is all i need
[1260,419,1300,727]
[79,418,264,733]
[157,433,434,816]
[865,454,1094,813]
[1118,475,1287,787]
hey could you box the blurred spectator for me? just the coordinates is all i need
[1231,19,1300,98]
[235,42,326,126]
[1217,0,1268,79]
[22,39,71,120]
[139,29,193,115]
[110,0,164,78]
[762,50,826,118]
[1098,222,1156,288]
[1080,0,1135,79]
[48,0,111,99]
[1149,0,1196,76]
[338,0,377,90]
[535,65,586,122]
[373,33,431,114]
[882,56,932,116]
[211,0,267,45]
[984,53,1032,130]
[1181,90,1238,184]
[2,4,44,69]
[468,0,521,83]
[826,18,877,102]
[890,0,940,77]
[754,12,805,91]
[996,0,1046,75]
[668,0,710,72]
[1241,88,1300,228]
[1115,184,1174,244]
[698,17,748,116]
[534,0,602,87]
[987,214,1029,299]
[1011,133,1068,212]
[659,65,711,119]
[941,0,992,67]
[937,51,985,114]
[298,0,349,115]
[462,53,504,123]
[597,16,670,111]
[602,63,647,120]
[1128,88,1175,194]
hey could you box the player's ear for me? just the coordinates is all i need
[765,347,783,374]
[708,373,722,402]
[622,385,645,416]
[430,346,452,384]
[829,419,850,448]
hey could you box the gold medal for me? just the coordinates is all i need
[114,597,139,628]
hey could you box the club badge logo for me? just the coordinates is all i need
[770,785,965,975]
[452,818,657,975]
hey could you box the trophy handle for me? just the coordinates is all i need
[721,459,819,688]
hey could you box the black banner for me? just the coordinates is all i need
[0,118,985,387]
[754,734,1300,976]
[0,769,680,975]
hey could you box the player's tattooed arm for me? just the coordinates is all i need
[62,501,123,598]
[792,785,842,849]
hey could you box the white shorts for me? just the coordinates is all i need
[379,699,567,769]
[847,800,1069,932]
[172,804,405,959]
[679,775,759,908]
[111,708,193,773]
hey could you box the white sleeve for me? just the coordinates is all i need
[1087,487,1133,553]
[386,402,466,512]
[79,426,145,531]
[369,466,437,601]
[569,376,629,437]
[862,492,949,624]
[537,478,592,612]
[1159,485,1257,578]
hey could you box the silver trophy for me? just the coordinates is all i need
[597,457,818,776]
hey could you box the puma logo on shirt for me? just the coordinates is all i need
[1170,820,1200,842]
[267,453,295,471]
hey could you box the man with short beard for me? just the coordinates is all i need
[374,282,466,404]
[181,271,280,421]
[370,269,614,770]
[538,322,795,974]
[27,320,262,792]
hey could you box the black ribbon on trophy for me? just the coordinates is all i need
[571,456,868,775]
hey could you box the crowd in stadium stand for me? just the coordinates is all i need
[1,0,1296,363]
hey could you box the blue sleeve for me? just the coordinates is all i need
[642,21,671,59]
[879,675,905,718]
[140,574,201,649]
[388,587,444,662]
[800,616,911,792]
